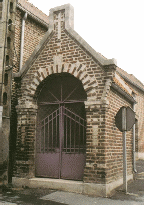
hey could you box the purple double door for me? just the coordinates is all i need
[35,74,86,180]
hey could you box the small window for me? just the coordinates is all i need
[4,73,8,86]
[0,1,3,19]
[0,11,2,19]
[6,55,9,66]
[3,92,7,105]
[7,37,11,49]
[10,2,13,13]
[8,19,12,31]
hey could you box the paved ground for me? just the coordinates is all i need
[0,159,144,205]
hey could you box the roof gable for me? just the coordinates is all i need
[13,3,117,79]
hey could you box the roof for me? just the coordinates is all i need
[113,73,136,96]
[117,67,144,92]
[17,0,49,25]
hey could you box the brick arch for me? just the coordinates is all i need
[27,62,98,98]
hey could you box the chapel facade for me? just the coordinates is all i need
[0,0,144,197]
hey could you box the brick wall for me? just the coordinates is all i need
[23,16,47,66]
[105,88,133,183]
[13,105,37,178]
[121,81,144,154]
[83,104,107,184]
[13,10,109,180]
[12,9,21,72]
[13,8,48,72]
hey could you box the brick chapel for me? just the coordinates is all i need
[0,0,144,197]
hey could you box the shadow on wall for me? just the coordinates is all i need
[0,160,8,183]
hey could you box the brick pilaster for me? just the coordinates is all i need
[14,104,37,178]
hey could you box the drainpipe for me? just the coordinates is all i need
[133,103,137,173]
[19,12,27,70]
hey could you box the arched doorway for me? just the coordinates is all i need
[35,73,87,180]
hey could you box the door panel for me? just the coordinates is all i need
[35,153,59,178]
[61,105,86,180]
[61,153,86,180]
[36,107,60,178]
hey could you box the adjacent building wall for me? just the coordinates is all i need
[0,0,17,183]
[13,8,48,73]
[10,5,49,181]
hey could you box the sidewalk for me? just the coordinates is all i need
[0,159,144,205]
[110,159,144,203]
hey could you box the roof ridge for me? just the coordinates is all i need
[116,67,144,90]
[129,73,144,86]
[115,73,137,95]
[26,0,48,18]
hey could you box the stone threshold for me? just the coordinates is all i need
[12,174,133,197]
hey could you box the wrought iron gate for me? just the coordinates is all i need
[36,104,86,180]
[35,74,87,180]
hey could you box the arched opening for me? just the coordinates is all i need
[36,73,87,180]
